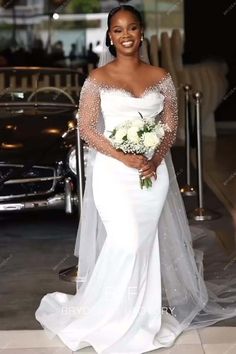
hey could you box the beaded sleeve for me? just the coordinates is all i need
[78,77,118,158]
[154,73,178,162]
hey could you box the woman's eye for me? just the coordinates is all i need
[114,29,122,33]
[131,26,138,31]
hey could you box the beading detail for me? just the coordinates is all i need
[153,74,178,162]
[78,72,178,162]
[78,77,116,157]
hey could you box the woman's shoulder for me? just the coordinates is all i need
[84,64,172,90]
[81,68,107,94]
[87,65,111,86]
[142,64,170,84]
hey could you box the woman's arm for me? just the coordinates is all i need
[78,76,147,169]
[140,72,178,179]
[151,73,178,168]
[78,76,121,159]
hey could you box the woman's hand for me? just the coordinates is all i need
[119,153,148,170]
[119,152,159,180]
[138,154,163,180]
[139,159,157,180]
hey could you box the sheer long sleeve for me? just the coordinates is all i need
[154,73,178,162]
[78,77,119,158]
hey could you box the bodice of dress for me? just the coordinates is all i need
[100,87,165,135]
[78,72,178,162]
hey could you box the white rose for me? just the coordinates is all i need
[132,118,144,129]
[156,126,165,138]
[127,126,140,143]
[114,128,127,143]
[143,132,160,148]
[146,118,155,125]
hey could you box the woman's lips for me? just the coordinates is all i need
[121,41,134,48]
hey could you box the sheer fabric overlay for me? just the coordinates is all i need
[74,42,236,336]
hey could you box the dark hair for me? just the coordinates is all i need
[105,5,144,57]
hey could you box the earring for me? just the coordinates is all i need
[141,35,144,42]
[110,38,113,45]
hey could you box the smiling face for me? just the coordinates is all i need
[109,10,143,57]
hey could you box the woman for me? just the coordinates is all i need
[35,5,236,353]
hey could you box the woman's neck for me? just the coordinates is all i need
[114,53,142,72]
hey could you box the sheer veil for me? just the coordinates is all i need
[74,36,236,334]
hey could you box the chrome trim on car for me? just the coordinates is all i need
[0,163,55,169]
[65,177,73,214]
[0,163,58,201]
[0,102,77,109]
[0,194,65,211]
[4,176,63,184]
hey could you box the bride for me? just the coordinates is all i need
[35,5,236,353]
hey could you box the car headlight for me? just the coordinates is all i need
[68,147,77,175]
[68,146,89,175]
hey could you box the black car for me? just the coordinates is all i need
[0,67,86,213]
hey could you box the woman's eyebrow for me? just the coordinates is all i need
[111,22,139,29]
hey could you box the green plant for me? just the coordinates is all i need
[68,0,100,14]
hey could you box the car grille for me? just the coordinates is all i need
[0,164,58,200]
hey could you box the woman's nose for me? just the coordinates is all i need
[123,28,129,35]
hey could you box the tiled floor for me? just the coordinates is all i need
[0,327,235,353]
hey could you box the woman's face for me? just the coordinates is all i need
[109,10,143,56]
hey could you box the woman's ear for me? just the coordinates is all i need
[105,30,111,47]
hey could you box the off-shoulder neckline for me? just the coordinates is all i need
[86,71,171,99]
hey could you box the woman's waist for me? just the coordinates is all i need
[94,151,137,176]
[94,151,167,174]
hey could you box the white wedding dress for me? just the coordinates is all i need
[35,73,236,353]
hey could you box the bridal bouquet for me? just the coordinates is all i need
[109,112,168,189]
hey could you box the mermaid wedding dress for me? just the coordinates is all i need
[35,72,236,353]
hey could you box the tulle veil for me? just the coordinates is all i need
[74,37,236,334]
